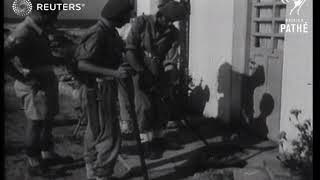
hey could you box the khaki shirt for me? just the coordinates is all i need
[4,17,58,84]
[125,15,180,74]
[4,17,56,71]
[74,20,125,87]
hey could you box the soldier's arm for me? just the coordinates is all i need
[125,17,145,72]
[163,27,181,71]
[78,60,119,77]
[5,60,29,83]
[125,50,144,72]
[75,31,127,78]
[48,31,77,66]
[164,41,180,71]
[4,36,30,82]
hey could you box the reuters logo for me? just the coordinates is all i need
[12,1,86,17]
[12,0,33,17]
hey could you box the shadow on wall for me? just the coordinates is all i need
[187,79,210,115]
[215,62,274,139]
[250,93,274,138]
[217,63,232,123]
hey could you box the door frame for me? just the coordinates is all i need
[232,0,286,141]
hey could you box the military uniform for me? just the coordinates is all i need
[126,14,180,142]
[74,19,135,179]
[4,16,59,158]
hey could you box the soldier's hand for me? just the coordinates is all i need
[120,63,136,75]
[115,66,130,79]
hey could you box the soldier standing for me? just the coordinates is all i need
[4,0,70,176]
[125,1,188,159]
[73,0,135,179]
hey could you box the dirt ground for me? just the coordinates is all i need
[4,74,286,180]
[4,76,88,180]
[4,77,225,180]
[4,75,192,180]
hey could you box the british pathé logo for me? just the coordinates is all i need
[12,0,86,17]
[281,0,307,16]
[279,0,309,33]
[280,18,309,33]
[12,0,33,17]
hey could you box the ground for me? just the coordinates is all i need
[4,74,297,180]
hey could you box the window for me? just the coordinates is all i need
[251,0,286,50]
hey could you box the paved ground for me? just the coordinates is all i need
[4,76,297,180]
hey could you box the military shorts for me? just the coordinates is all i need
[14,77,59,120]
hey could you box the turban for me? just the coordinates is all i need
[101,0,134,20]
[158,1,188,21]
[158,0,172,8]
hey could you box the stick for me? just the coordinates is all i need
[72,116,83,136]
[181,118,210,147]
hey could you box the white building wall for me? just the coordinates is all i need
[280,0,313,152]
[137,0,152,15]
[188,0,234,122]
[137,0,160,16]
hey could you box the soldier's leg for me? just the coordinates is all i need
[40,79,55,158]
[117,77,135,135]
[25,120,42,163]
[83,87,100,180]
[14,80,47,175]
[132,74,162,159]
[41,74,59,151]
[39,75,71,162]
[153,73,183,151]
[40,119,53,157]
[93,81,121,178]
[148,93,178,153]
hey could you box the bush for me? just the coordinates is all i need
[278,109,313,179]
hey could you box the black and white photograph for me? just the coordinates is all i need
[4,0,313,180]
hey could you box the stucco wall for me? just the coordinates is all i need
[137,0,160,16]
[188,0,234,122]
[280,0,313,151]
[137,0,152,16]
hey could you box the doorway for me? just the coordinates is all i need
[244,0,286,141]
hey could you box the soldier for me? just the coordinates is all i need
[73,0,135,179]
[125,1,188,159]
[4,0,70,176]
